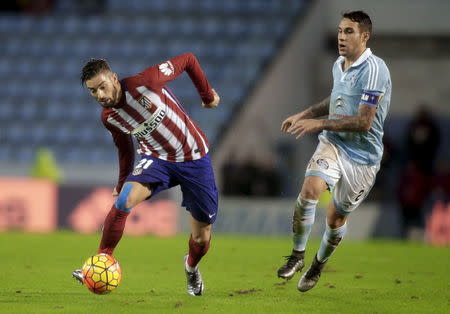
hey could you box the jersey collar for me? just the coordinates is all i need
[337,48,372,70]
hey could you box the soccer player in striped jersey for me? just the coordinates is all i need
[72,53,220,296]
[277,11,392,292]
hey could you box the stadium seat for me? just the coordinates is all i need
[0,1,307,162]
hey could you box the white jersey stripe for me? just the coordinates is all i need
[107,116,130,133]
[115,108,141,129]
[125,92,152,120]
[365,57,374,90]
[162,88,187,114]
[107,109,140,132]
[162,88,208,155]
[135,86,191,161]
[131,87,178,160]
[125,91,171,158]
[122,94,173,159]
[107,85,209,162]
[372,57,379,90]
[367,57,379,90]
[163,100,201,160]
[368,57,375,89]
[161,88,203,159]
[187,118,208,155]
[156,123,184,162]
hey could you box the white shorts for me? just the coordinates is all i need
[305,135,380,215]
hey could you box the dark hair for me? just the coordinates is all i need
[342,11,372,34]
[80,58,111,84]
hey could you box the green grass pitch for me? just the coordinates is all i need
[0,232,448,313]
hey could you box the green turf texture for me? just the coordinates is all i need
[0,232,448,313]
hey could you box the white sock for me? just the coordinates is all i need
[317,222,347,263]
[292,196,317,251]
[185,257,197,272]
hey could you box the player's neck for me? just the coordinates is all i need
[343,47,366,71]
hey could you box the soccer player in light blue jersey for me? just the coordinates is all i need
[277,11,391,292]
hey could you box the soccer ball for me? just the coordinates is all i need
[81,253,122,294]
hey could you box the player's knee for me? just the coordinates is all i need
[327,219,345,229]
[115,184,134,212]
[327,212,347,229]
[191,232,210,246]
[300,186,321,200]
[196,238,210,246]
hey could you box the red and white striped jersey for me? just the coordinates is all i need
[101,53,215,191]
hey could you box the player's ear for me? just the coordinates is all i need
[362,31,370,43]
[112,72,118,83]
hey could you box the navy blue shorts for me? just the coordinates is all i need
[125,154,218,224]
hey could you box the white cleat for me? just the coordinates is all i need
[72,269,84,284]
[184,255,204,296]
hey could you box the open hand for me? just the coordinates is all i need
[287,119,323,139]
[281,113,302,132]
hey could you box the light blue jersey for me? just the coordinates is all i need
[323,48,391,165]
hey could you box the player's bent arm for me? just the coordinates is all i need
[321,104,376,132]
[281,96,330,132]
[302,96,331,119]
[142,52,215,105]
[182,53,215,104]
[202,88,220,108]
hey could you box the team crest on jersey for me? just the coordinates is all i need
[138,96,153,109]
[348,74,357,87]
[159,61,174,76]
[132,168,143,176]
[316,158,329,170]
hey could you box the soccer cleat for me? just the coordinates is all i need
[277,250,305,280]
[184,255,204,296]
[72,269,84,284]
[297,254,327,292]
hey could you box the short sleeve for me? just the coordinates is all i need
[360,59,390,106]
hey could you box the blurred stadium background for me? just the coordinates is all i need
[0,0,449,244]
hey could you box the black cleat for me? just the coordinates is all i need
[72,269,84,284]
[277,250,305,280]
[298,254,327,292]
[184,255,204,296]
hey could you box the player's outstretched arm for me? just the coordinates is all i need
[281,96,330,132]
[321,104,376,132]
[202,89,220,108]
[287,104,376,139]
